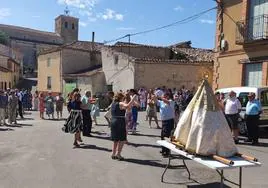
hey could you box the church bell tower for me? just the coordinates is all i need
[55,7,79,43]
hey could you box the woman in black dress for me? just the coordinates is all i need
[111,92,136,160]
[63,92,83,147]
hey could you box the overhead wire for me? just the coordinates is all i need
[103,6,217,44]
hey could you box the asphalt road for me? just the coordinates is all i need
[0,110,267,188]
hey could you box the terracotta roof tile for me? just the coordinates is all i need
[173,47,214,62]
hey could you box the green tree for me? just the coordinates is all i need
[0,31,9,45]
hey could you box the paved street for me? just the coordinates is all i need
[0,110,268,188]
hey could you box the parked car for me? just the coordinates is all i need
[216,86,268,134]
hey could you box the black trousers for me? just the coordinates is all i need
[82,110,92,136]
[161,119,175,154]
[18,101,23,118]
[246,115,259,142]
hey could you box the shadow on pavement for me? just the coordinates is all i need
[77,144,112,152]
[5,123,33,127]
[90,135,111,141]
[127,142,161,149]
[123,158,166,168]
[132,133,160,138]
[91,131,107,135]
[0,127,14,131]
[19,118,34,121]
[238,142,268,147]
[187,182,231,188]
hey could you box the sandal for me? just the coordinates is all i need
[111,155,117,160]
[116,155,124,161]
[73,142,80,147]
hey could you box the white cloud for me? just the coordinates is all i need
[200,19,215,24]
[115,14,123,21]
[101,9,124,21]
[0,8,11,19]
[116,27,135,31]
[174,5,184,12]
[79,21,88,27]
[57,0,97,9]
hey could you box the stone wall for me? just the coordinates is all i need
[10,39,60,70]
[62,49,101,74]
[112,46,171,59]
[76,72,106,95]
[134,60,213,90]
[101,47,135,92]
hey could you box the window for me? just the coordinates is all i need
[260,90,268,106]
[244,63,262,87]
[47,76,52,90]
[47,57,51,67]
[0,82,3,89]
[9,82,11,89]
[114,55,119,65]
[7,61,12,70]
[248,0,268,40]
[65,21,68,29]
[72,23,75,30]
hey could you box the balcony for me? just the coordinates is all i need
[236,15,268,44]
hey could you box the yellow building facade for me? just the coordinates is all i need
[37,51,61,94]
[214,0,268,89]
[0,55,20,90]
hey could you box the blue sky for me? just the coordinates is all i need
[0,0,217,49]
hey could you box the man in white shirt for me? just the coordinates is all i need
[224,91,242,144]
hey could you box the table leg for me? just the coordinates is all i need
[161,155,171,182]
[239,167,242,188]
[182,159,191,180]
[220,170,224,188]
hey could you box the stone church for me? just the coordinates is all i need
[0,14,79,72]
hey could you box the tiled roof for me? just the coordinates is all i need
[38,41,103,55]
[112,42,166,49]
[135,58,213,64]
[173,47,214,62]
[0,24,63,43]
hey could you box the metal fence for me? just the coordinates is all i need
[236,14,268,44]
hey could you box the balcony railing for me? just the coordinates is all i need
[236,14,268,44]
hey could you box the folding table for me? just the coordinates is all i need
[157,140,261,188]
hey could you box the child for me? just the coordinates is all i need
[55,93,64,119]
[91,95,100,125]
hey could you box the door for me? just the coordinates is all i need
[244,63,262,87]
[248,0,268,40]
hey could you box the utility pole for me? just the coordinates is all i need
[127,34,131,67]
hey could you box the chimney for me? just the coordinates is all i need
[92,32,95,43]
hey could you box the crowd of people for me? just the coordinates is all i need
[61,86,195,158]
[1,85,262,160]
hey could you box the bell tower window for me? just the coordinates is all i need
[72,23,75,30]
[65,22,68,29]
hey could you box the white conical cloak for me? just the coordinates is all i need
[173,80,238,157]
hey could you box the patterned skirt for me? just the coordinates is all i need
[62,110,83,134]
